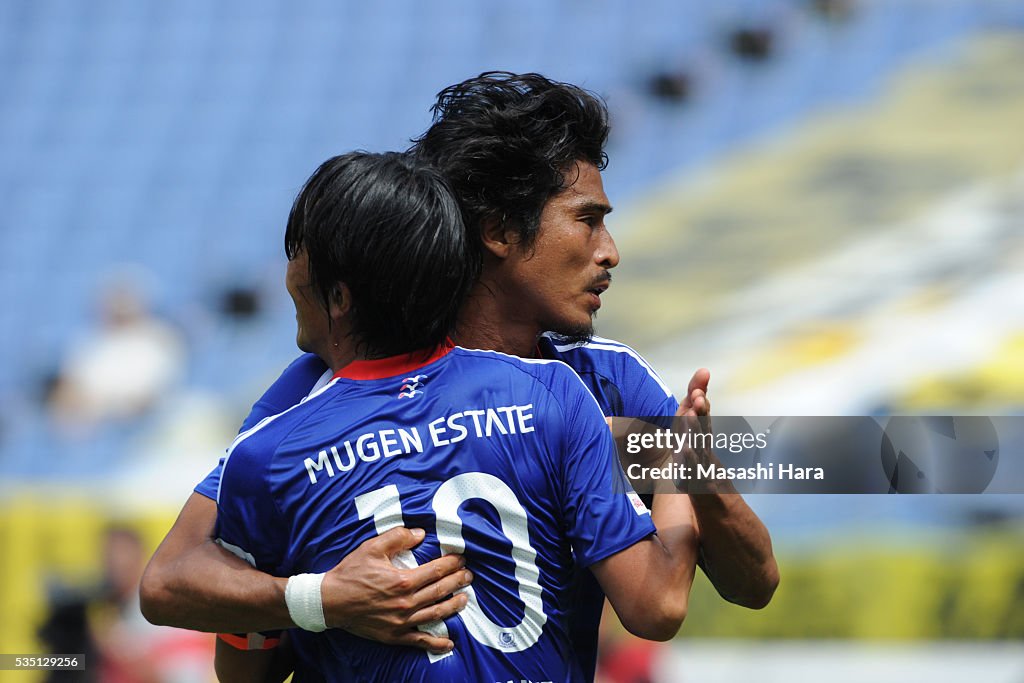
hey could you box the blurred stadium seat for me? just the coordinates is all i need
[0,0,1021,458]
[2,0,1021,439]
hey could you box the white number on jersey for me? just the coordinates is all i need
[356,474,548,662]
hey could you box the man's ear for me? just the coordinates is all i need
[480,215,519,259]
[328,282,351,321]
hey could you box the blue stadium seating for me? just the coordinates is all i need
[2,0,1022,476]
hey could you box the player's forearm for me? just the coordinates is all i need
[140,492,294,632]
[598,536,696,640]
[595,497,698,641]
[689,488,779,608]
[143,539,293,632]
[648,493,699,620]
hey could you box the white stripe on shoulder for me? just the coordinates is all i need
[304,369,335,398]
[541,334,673,398]
[216,376,340,504]
[457,345,608,417]
[454,345,564,366]
[458,348,602,417]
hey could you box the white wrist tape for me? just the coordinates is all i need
[285,573,327,632]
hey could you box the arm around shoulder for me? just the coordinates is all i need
[139,492,292,632]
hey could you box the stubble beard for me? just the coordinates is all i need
[548,314,595,346]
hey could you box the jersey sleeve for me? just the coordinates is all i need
[550,365,657,568]
[611,344,679,417]
[539,335,679,418]
[243,353,330,431]
[193,459,225,500]
[214,439,290,651]
[215,438,289,577]
[194,354,329,500]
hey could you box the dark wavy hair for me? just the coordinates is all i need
[411,71,610,250]
[284,151,475,358]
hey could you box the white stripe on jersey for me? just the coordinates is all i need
[306,368,334,396]
[541,333,674,399]
[217,375,340,504]
[456,345,565,366]
[455,346,609,419]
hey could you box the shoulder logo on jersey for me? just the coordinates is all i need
[626,491,651,516]
[398,375,428,399]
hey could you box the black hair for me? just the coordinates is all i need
[284,152,475,358]
[411,71,610,250]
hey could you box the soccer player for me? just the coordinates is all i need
[213,150,695,682]
[140,72,778,679]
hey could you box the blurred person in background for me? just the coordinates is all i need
[596,600,661,683]
[141,72,777,681]
[49,268,186,434]
[39,525,211,683]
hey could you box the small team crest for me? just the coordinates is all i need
[626,491,650,516]
[499,631,515,648]
[398,375,428,399]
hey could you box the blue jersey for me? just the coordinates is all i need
[536,334,678,679]
[536,334,678,418]
[214,345,656,682]
[195,335,677,500]
[196,335,678,682]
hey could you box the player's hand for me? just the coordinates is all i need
[673,368,723,495]
[676,368,711,419]
[320,527,472,654]
[676,366,712,466]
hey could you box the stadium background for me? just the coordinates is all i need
[1,1,1023,681]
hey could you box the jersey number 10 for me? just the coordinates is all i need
[354,472,548,662]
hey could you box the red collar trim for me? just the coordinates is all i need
[333,341,454,380]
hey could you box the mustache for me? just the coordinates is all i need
[589,272,613,288]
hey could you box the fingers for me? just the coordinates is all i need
[687,368,711,397]
[410,568,472,611]
[388,630,456,655]
[383,588,473,654]
[687,368,711,417]
[407,590,470,627]
[690,391,711,417]
[404,553,467,592]
[676,368,712,418]
[678,391,710,417]
[370,527,427,556]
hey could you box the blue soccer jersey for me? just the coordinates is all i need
[194,335,678,499]
[537,334,678,418]
[536,334,679,680]
[195,334,679,682]
[215,345,657,683]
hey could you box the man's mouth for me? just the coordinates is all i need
[587,275,611,298]
[586,277,611,310]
